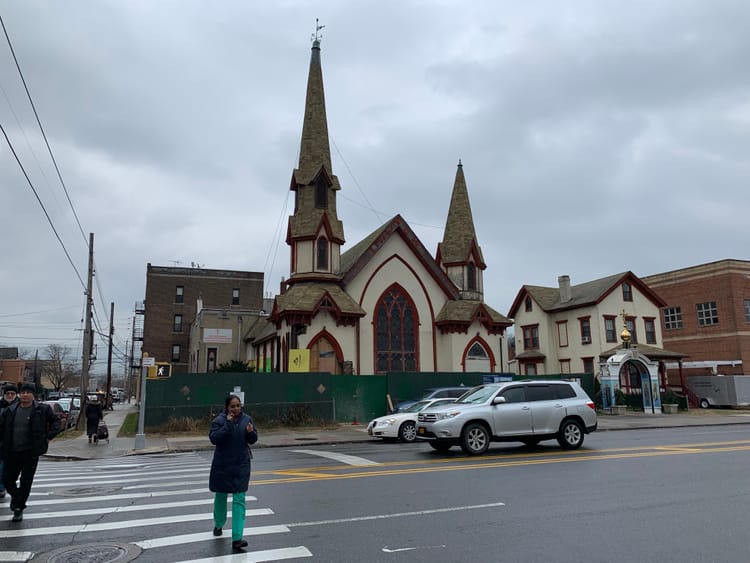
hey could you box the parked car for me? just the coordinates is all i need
[42,401,73,429]
[416,380,597,455]
[393,386,470,413]
[57,396,81,426]
[368,398,458,442]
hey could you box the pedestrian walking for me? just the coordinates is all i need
[84,396,104,443]
[0,384,19,501]
[208,394,258,552]
[0,383,60,522]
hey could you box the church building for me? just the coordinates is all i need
[251,36,511,375]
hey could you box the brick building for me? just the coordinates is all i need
[142,264,264,374]
[642,259,750,380]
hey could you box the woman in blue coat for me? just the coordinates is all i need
[209,394,258,552]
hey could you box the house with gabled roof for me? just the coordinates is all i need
[248,37,511,375]
[507,272,684,386]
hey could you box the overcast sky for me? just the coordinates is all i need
[2,1,749,377]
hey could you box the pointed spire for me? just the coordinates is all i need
[440,161,483,266]
[296,29,332,182]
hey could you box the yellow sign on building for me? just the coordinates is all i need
[288,349,310,372]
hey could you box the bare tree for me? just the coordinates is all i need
[43,344,78,392]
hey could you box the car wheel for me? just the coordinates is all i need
[700,398,710,409]
[521,439,540,447]
[460,423,490,455]
[429,441,453,452]
[557,419,584,449]
[398,421,417,442]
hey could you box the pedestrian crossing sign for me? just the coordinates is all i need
[147,362,172,379]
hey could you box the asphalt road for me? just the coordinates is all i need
[4,425,750,562]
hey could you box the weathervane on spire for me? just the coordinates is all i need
[312,18,325,42]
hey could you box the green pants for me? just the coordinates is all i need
[213,492,246,541]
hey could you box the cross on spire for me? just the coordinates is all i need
[312,18,325,42]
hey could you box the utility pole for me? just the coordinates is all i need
[105,301,114,411]
[77,232,94,430]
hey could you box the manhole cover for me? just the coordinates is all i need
[35,542,141,563]
[54,485,122,497]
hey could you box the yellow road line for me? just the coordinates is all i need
[251,443,750,486]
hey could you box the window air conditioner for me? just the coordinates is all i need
[581,336,591,344]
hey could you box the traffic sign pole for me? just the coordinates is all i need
[135,355,154,449]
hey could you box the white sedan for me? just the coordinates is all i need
[367,398,457,442]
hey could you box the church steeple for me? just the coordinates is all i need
[287,26,345,284]
[437,160,486,299]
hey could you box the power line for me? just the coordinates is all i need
[0,122,87,290]
[0,13,88,246]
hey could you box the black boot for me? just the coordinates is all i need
[11,508,23,522]
[213,527,222,536]
[232,540,247,552]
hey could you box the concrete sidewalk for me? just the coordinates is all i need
[43,403,750,461]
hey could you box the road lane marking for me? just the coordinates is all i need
[382,544,446,553]
[290,449,380,466]
[134,525,290,549]
[176,546,312,562]
[0,509,273,538]
[283,502,505,527]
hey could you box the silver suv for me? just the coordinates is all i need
[416,381,597,455]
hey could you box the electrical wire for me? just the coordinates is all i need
[0,14,88,246]
[0,122,87,290]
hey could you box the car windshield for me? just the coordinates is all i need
[456,385,498,404]
[403,400,433,413]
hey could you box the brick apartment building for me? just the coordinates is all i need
[642,259,750,381]
[142,264,264,374]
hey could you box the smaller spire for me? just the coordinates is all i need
[458,159,462,167]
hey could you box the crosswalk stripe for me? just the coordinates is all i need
[31,488,243,505]
[134,525,290,549]
[33,466,209,483]
[25,498,227,519]
[0,509,273,538]
[175,546,313,562]
[0,552,34,561]
[31,474,203,488]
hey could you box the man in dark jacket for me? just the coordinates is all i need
[0,382,60,522]
[0,384,18,500]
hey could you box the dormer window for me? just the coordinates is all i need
[315,176,328,208]
[317,236,328,270]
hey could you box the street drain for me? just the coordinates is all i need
[35,542,142,563]
[54,485,122,497]
[295,437,317,440]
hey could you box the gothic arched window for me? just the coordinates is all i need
[315,176,328,208]
[374,285,418,373]
[317,237,328,270]
[467,262,476,291]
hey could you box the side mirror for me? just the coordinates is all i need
[492,396,507,405]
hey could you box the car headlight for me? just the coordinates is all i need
[436,410,462,421]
